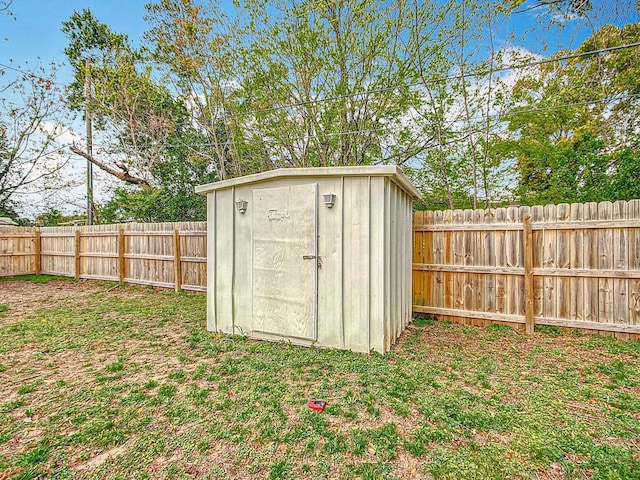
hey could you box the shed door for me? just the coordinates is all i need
[252,183,318,340]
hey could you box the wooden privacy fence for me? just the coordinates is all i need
[0,223,207,292]
[412,200,640,338]
[2,201,640,339]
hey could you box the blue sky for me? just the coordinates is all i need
[1,0,149,68]
[2,0,638,74]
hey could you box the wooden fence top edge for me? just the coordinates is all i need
[30,230,207,238]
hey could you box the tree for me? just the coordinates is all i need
[238,0,420,168]
[145,0,430,173]
[97,131,215,222]
[0,62,71,218]
[145,0,249,179]
[64,9,167,186]
[0,0,12,16]
[59,0,640,219]
[401,0,521,209]
[496,22,640,204]
[62,9,215,221]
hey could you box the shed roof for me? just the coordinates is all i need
[195,165,421,199]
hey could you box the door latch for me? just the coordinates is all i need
[302,254,322,268]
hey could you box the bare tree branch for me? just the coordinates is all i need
[70,145,150,186]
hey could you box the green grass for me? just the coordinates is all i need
[0,274,74,284]
[0,281,639,479]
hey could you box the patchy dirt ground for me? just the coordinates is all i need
[0,280,105,325]
[0,278,639,480]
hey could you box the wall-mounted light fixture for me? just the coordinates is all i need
[236,199,248,214]
[323,193,336,208]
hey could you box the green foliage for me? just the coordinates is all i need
[413,316,436,327]
[17,443,51,467]
[269,460,291,480]
[62,8,131,110]
[32,207,85,227]
[97,150,214,222]
[498,23,640,206]
[17,381,41,395]
[62,9,221,222]
[0,202,19,223]
[486,323,512,333]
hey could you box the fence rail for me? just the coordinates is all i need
[0,223,206,292]
[412,200,640,339]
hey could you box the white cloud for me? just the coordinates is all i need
[39,121,83,146]
[11,122,118,219]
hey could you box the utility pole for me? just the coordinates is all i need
[85,57,94,225]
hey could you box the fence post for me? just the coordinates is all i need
[173,229,182,292]
[74,230,81,279]
[34,230,41,275]
[523,215,535,335]
[118,228,125,284]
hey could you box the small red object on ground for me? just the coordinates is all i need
[308,399,327,411]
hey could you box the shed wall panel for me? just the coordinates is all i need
[383,180,392,351]
[342,176,371,353]
[392,182,401,343]
[317,177,345,349]
[404,192,413,331]
[207,193,217,331]
[215,189,235,334]
[233,186,253,330]
[369,177,386,354]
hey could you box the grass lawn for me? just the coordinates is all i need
[0,277,639,479]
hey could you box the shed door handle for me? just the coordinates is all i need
[302,255,316,260]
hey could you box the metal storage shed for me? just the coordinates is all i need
[195,165,420,353]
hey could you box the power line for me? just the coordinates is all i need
[2,40,639,120]
[0,62,69,88]
[76,45,640,155]
[83,92,640,152]
[505,92,640,115]
[5,38,639,162]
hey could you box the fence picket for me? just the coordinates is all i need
[570,203,584,321]
[629,200,640,327]
[584,202,600,322]
[613,201,629,330]
[484,208,496,315]
[495,208,507,316]
[557,203,571,320]
[598,202,614,324]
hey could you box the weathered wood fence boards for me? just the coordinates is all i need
[412,200,640,337]
[0,223,207,292]
[0,230,37,276]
